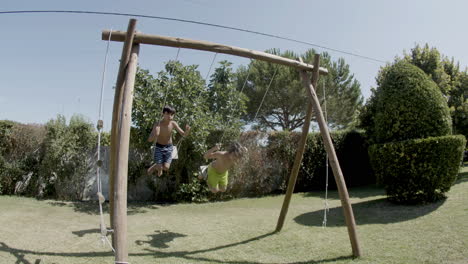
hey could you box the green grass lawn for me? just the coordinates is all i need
[1,170,467,264]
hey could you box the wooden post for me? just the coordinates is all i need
[113,43,140,263]
[275,57,321,232]
[109,18,137,245]
[299,54,361,257]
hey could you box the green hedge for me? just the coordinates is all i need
[167,129,373,202]
[360,61,452,145]
[0,116,96,199]
[0,120,45,195]
[39,115,98,200]
[137,128,242,203]
[268,130,374,192]
[369,135,465,203]
[1,119,372,201]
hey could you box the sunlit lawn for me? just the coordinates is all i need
[1,168,467,264]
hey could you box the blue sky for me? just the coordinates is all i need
[1,0,468,131]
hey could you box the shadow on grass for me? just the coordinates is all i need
[135,231,354,264]
[48,201,160,215]
[302,184,385,200]
[304,168,468,201]
[72,228,187,245]
[294,197,445,227]
[72,228,101,237]
[135,230,187,248]
[1,233,355,264]
[455,170,468,185]
[0,241,113,263]
[143,246,354,264]
[0,242,43,264]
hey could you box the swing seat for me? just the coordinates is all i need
[198,165,208,180]
[172,146,178,160]
[97,192,106,204]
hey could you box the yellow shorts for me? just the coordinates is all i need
[207,165,228,188]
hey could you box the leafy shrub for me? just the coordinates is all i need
[267,130,373,192]
[173,130,287,202]
[369,135,465,203]
[173,178,210,203]
[362,61,452,144]
[228,131,285,197]
[53,127,369,202]
[0,155,22,194]
[0,120,45,195]
[322,130,374,189]
[0,120,15,155]
[363,60,459,204]
[39,115,95,200]
[131,62,246,198]
[125,125,371,202]
[100,131,111,146]
[127,149,149,185]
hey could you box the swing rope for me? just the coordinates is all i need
[151,51,218,164]
[253,67,278,123]
[205,53,218,82]
[175,52,218,152]
[217,62,277,147]
[96,29,115,252]
[160,48,181,113]
[151,48,181,153]
[218,59,253,145]
[322,81,330,228]
[172,49,185,154]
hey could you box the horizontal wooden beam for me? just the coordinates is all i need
[102,30,328,75]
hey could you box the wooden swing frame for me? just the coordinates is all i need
[103,19,361,263]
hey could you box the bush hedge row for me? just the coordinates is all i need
[368,135,465,203]
[1,118,373,201]
[0,116,97,199]
[363,61,452,145]
[267,129,374,192]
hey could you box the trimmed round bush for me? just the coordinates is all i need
[369,135,465,203]
[372,61,452,144]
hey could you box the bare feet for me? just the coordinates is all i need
[157,169,163,177]
[147,164,157,175]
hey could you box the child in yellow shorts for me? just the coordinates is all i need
[198,142,247,193]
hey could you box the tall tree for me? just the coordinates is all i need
[309,51,364,129]
[131,60,209,151]
[402,43,468,136]
[450,71,468,136]
[236,49,303,131]
[131,60,247,188]
[236,49,363,131]
[207,60,247,131]
[132,60,246,150]
[403,44,458,96]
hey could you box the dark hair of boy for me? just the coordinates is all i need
[163,105,176,114]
